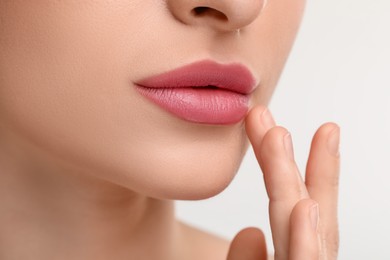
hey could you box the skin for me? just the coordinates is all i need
[0,0,340,259]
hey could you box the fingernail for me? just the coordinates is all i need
[283,132,295,161]
[327,126,340,157]
[310,203,319,232]
[261,108,276,130]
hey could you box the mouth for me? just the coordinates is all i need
[133,59,258,125]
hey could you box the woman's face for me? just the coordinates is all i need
[0,0,305,200]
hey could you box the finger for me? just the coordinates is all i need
[305,123,340,259]
[227,227,268,260]
[255,127,310,260]
[245,105,276,149]
[289,199,320,260]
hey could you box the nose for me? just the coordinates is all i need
[167,0,267,32]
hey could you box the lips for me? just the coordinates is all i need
[134,59,257,125]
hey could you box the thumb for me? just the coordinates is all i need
[227,227,268,260]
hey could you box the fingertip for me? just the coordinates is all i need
[245,105,267,133]
[307,122,341,163]
[306,124,341,176]
[245,105,276,147]
[290,199,319,221]
[232,227,266,243]
[289,199,320,260]
[321,122,340,131]
[259,126,290,161]
[258,126,304,202]
[312,122,340,145]
[290,199,319,233]
[227,227,267,260]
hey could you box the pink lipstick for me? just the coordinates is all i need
[134,60,257,125]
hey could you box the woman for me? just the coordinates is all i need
[0,0,340,259]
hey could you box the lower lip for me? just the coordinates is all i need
[135,85,249,125]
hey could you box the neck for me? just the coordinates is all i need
[0,130,181,260]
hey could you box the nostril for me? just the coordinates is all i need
[193,7,208,15]
[192,6,228,21]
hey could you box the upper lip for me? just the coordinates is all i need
[134,59,258,95]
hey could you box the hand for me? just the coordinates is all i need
[227,106,340,260]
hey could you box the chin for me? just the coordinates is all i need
[147,159,243,201]
[91,131,250,201]
[106,151,246,201]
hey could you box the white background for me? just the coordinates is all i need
[176,1,390,259]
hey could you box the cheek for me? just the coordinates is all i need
[0,2,126,155]
[246,0,306,106]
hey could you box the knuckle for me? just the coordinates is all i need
[308,165,340,190]
[321,169,340,189]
